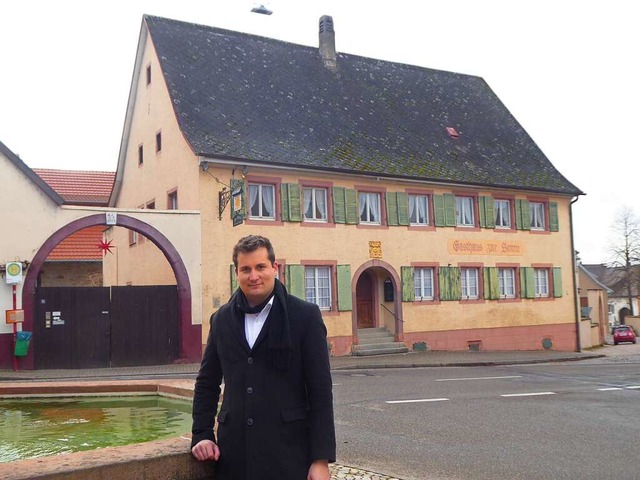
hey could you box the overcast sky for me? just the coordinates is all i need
[1,0,636,264]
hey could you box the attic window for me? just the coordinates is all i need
[446,127,460,139]
[156,131,162,153]
[146,64,151,85]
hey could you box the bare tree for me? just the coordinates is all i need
[608,206,640,316]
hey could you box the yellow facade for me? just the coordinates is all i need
[110,28,580,355]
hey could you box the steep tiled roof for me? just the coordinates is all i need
[46,225,106,261]
[144,15,582,196]
[33,169,115,206]
[582,263,640,298]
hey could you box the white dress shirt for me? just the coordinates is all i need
[244,297,274,349]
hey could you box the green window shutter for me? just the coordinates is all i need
[433,194,445,227]
[397,192,409,226]
[484,267,499,300]
[229,179,246,220]
[337,265,352,311]
[230,264,238,295]
[285,264,305,300]
[553,267,563,297]
[516,199,531,230]
[401,266,415,302]
[386,192,399,226]
[345,189,359,224]
[549,202,559,232]
[281,183,301,222]
[520,267,535,299]
[483,196,495,229]
[444,193,456,227]
[478,196,486,228]
[281,183,290,221]
[439,266,461,301]
[332,187,346,224]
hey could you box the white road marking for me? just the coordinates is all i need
[386,398,449,404]
[598,387,623,391]
[500,392,555,397]
[626,386,640,389]
[436,375,522,382]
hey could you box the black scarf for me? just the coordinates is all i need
[233,279,292,371]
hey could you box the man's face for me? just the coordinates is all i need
[235,247,277,306]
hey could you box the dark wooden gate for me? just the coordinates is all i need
[110,285,179,367]
[35,287,111,369]
[34,285,178,369]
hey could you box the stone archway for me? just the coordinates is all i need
[351,259,404,344]
[21,213,201,369]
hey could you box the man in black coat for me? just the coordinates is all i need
[191,235,336,479]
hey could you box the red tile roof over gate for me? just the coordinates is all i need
[47,225,106,261]
[33,168,115,206]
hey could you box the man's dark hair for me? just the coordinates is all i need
[233,235,276,268]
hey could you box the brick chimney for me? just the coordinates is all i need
[319,15,337,71]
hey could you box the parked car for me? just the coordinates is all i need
[612,325,636,345]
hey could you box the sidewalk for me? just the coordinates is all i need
[0,349,604,381]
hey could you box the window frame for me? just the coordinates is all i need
[528,198,550,233]
[301,260,338,313]
[533,266,551,298]
[245,176,282,223]
[459,263,484,303]
[494,197,515,230]
[155,131,162,154]
[498,267,516,299]
[167,189,178,210]
[414,266,435,301]
[358,191,383,225]
[408,193,430,226]
[496,263,521,303]
[302,185,330,223]
[454,193,479,229]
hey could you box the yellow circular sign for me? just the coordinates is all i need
[6,263,21,276]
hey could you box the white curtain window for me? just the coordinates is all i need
[359,192,381,224]
[498,268,515,298]
[494,199,511,228]
[414,267,434,300]
[456,196,475,226]
[305,266,332,310]
[409,194,429,225]
[534,268,549,297]
[530,202,545,230]
[461,268,479,299]
[303,187,328,221]
[249,183,275,219]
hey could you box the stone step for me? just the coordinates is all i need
[358,334,396,345]
[352,343,410,356]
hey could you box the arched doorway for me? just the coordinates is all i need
[21,213,201,369]
[351,260,404,343]
[356,271,375,328]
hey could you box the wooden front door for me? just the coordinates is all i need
[356,271,374,328]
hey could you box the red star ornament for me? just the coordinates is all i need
[98,239,114,255]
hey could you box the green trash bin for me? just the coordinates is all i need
[14,331,32,357]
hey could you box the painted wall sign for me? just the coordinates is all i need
[447,239,525,256]
[5,262,22,284]
[369,241,382,259]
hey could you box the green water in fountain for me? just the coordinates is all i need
[0,395,193,463]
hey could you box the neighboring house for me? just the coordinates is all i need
[33,169,115,287]
[108,15,584,356]
[0,139,202,370]
[581,263,640,325]
[577,263,612,348]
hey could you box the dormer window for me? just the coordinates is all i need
[446,127,459,139]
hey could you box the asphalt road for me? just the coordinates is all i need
[333,345,640,480]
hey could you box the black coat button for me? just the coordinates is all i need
[247,357,254,364]
[247,417,254,426]
[247,387,254,394]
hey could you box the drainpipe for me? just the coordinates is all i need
[570,195,581,352]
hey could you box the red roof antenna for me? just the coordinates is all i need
[446,127,460,139]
